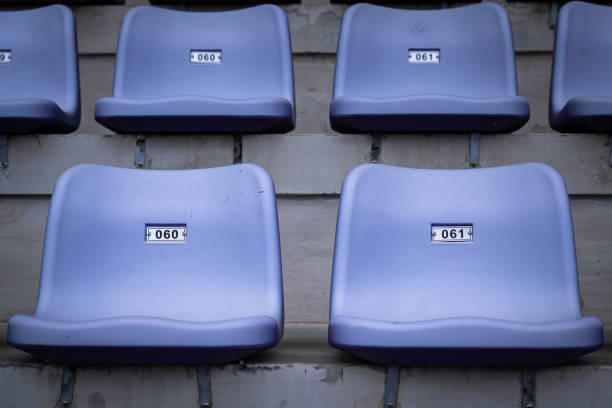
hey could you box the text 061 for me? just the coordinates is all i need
[431,225,472,242]
[408,49,440,64]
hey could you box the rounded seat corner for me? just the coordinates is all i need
[552,96,612,133]
[0,99,78,134]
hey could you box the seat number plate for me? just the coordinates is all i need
[431,225,472,242]
[0,50,12,64]
[190,50,222,64]
[146,225,187,243]
[409,49,440,64]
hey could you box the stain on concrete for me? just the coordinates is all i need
[232,364,283,375]
[86,391,106,408]
[48,372,61,389]
[320,366,343,384]
[279,399,288,407]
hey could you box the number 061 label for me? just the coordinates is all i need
[431,225,472,242]
[146,224,187,243]
[409,49,440,64]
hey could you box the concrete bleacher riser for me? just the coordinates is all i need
[1,0,611,406]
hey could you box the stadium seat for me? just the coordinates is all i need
[95,5,295,134]
[550,1,612,133]
[0,5,80,134]
[329,3,529,134]
[329,163,602,365]
[8,164,284,364]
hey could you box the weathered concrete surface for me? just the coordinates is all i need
[0,198,47,322]
[79,55,116,135]
[146,135,234,170]
[292,55,336,134]
[381,134,470,170]
[73,366,199,408]
[398,366,521,407]
[537,365,612,408]
[572,198,612,339]
[0,135,134,195]
[516,53,553,134]
[4,133,612,195]
[211,364,385,408]
[243,134,370,194]
[0,363,63,408]
[480,133,612,195]
[383,133,612,195]
[278,198,338,323]
[0,134,233,195]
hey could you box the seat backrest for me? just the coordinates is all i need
[333,3,519,99]
[0,5,79,113]
[34,164,282,326]
[331,163,582,324]
[550,1,612,115]
[112,5,294,103]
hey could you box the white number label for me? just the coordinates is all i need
[408,49,440,64]
[190,50,222,64]
[0,50,12,64]
[431,225,472,242]
[146,225,187,243]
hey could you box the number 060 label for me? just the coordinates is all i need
[190,50,222,64]
[146,224,187,243]
[431,225,472,242]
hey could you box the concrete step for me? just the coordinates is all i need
[1,324,611,408]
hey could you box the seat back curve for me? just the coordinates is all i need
[0,5,80,127]
[550,1,612,126]
[33,164,283,329]
[332,2,519,101]
[112,5,294,105]
[331,163,582,325]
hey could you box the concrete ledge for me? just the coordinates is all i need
[3,133,612,195]
[1,325,611,408]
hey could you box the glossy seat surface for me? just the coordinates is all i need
[329,163,602,365]
[550,1,612,133]
[330,2,529,133]
[8,164,283,364]
[95,5,295,134]
[0,5,80,133]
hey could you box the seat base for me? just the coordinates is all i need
[329,94,530,134]
[95,96,295,134]
[329,315,603,366]
[330,345,602,367]
[8,314,281,364]
[11,345,271,365]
